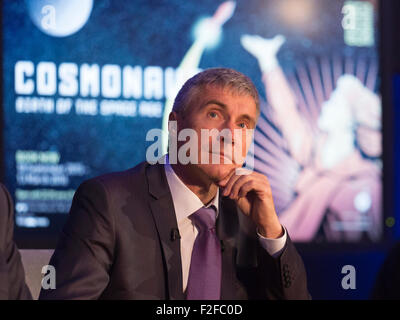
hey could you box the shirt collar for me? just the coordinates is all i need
[164,154,219,224]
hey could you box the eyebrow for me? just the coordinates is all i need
[238,114,256,128]
[201,99,228,110]
[201,100,256,127]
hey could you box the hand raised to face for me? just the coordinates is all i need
[218,168,283,239]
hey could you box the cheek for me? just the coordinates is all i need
[244,133,253,153]
[234,130,251,156]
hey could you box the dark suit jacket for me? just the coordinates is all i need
[0,183,32,300]
[39,161,310,300]
[371,242,400,300]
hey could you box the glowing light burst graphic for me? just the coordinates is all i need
[246,56,381,242]
[192,1,236,49]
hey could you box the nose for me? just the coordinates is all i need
[218,120,236,145]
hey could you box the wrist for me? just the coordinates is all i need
[257,223,284,239]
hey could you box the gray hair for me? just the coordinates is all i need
[172,68,260,118]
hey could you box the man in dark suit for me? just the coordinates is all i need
[0,183,32,299]
[40,68,310,300]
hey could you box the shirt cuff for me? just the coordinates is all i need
[257,226,287,258]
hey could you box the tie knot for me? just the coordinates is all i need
[190,206,217,232]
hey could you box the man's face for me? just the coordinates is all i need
[171,85,258,184]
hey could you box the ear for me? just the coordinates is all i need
[169,111,184,130]
[168,111,180,135]
[169,111,177,122]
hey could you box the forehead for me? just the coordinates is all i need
[194,84,257,110]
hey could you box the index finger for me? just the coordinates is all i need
[217,167,236,188]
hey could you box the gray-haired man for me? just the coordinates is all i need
[40,68,310,300]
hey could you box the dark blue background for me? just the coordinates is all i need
[1,0,398,299]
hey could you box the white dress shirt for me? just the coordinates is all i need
[164,155,287,292]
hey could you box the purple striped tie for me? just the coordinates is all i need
[186,206,221,300]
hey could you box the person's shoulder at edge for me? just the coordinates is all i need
[0,182,33,300]
[0,182,11,213]
[0,182,12,247]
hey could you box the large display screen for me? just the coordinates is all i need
[2,0,381,247]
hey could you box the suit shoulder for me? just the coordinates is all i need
[75,161,155,200]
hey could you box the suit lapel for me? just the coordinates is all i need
[217,194,259,299]
[217,193,239,300]
[146,163,184,300]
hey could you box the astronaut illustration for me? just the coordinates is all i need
[241,34,382,242]
[161,1,236,153]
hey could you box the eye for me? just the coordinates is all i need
[208,111,218,119]
[238,122,247,129]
